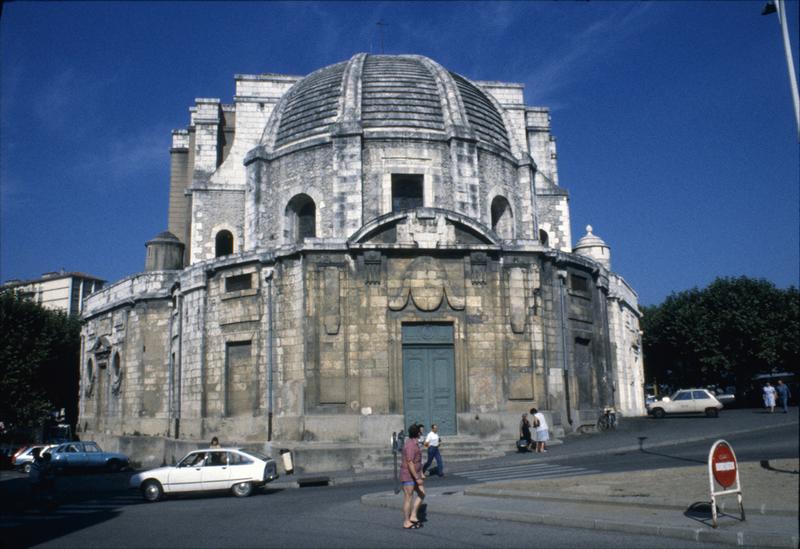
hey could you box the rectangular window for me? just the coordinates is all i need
[570,274,589,294]
[225,273,252,292]
[392,174,424,212]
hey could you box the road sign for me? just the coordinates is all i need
[711,441,737,488]
[707,439,745,528]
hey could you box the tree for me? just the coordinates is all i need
[0,291,81,431]
[642,277,799,391]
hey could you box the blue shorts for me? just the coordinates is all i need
[401,481,416,486]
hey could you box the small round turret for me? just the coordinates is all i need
[145,231,185,271]
[574,225,611,270]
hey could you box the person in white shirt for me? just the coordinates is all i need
[530,408,549,453]
[421,423,444,477]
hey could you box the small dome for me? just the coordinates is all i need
[574,225,611,270]
[265,54,512,153]
[148,231,181,243]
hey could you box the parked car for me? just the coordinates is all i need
[129,448,279,502]
[11,445,49,473]
[48,441,129,472]
[646,388,724,418]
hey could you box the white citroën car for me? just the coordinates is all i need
[130,448,279,502]
[646,388,724,418]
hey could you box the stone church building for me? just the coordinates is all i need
[79,54,644,469]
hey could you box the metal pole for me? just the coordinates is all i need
[557,270,573,426]
[767,0,800,139]
[776,0,800,140]
[266,270,274,441]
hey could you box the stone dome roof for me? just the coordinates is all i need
[263,54,512,154]
[574,225,607,250]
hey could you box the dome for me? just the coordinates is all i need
[264,54,512,154]
[574,225,611,270]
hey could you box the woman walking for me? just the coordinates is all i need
[400,424,425,529]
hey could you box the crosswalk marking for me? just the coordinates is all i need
[455,462,600,482]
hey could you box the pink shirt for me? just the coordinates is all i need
[399,437,422,482]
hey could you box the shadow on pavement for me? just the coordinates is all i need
[638,447,706,465]
[759,459,799,474]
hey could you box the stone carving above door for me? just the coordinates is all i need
[388,256,465,312]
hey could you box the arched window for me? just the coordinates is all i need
[215,230,234,257]
[490,196,513,239]
[539,229,549,247]
[285,194,316,244]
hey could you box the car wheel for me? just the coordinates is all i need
[142,480,163,502]
[653,408,666,419]
[705,408,719,418]
[232,481,253,498]
[23,463,32,474]
[106,459,121,473]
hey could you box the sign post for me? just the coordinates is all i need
[708,439,745,528]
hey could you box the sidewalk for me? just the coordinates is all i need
[361,458,799,548]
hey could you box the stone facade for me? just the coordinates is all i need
[79,54,644,469]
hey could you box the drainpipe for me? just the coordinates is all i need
[265,269,274,441]
[175,293,183,439]
[167,297,174,437]
[536,287,551,411]
[557,269,573,426]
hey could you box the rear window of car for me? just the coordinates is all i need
[228,452,253,465]
[84,443,100,452]
[239,449,267,462]
[692,390,710,399]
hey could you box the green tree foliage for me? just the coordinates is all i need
[642,277,799,390]
[0,291,81,429]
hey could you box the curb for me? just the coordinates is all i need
[462,487,799,517]
[496,419,799,465]
[361,491,799,549]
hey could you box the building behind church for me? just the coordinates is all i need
[79,54,644,470]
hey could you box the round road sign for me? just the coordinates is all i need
[711,441,737,488]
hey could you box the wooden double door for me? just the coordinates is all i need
[402,324,456,436]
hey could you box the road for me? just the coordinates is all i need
[2,408,797,548]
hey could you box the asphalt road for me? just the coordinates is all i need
[2,408,797,549]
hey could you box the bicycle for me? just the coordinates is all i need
[596,407,617,431]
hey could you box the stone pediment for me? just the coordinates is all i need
[349,208,500,249]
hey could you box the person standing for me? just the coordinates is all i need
[530,408,549,453]
[210,437,221,448]
[422,423,444,477]
[763,382,777,413]
[399,424,425,529]
[519,413,533,451]
[775,380,791,413]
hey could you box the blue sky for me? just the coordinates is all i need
[1,1,798,305]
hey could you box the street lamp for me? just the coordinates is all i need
[763,0,800,141]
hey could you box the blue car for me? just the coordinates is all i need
[49,441,129,472]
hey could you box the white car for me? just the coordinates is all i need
[129,448,279,502]
[646,388,724,418]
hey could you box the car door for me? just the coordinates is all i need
[201,451,231,491]
[62,443,86,467]
[227,451,256,486]
[82,442,104,467]
[167,452,205,493]
[671,391,694,413]
[692,390,713,412]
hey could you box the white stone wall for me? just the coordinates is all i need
[607,273,646,416]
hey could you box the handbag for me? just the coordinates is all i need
[516,438,529,449]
